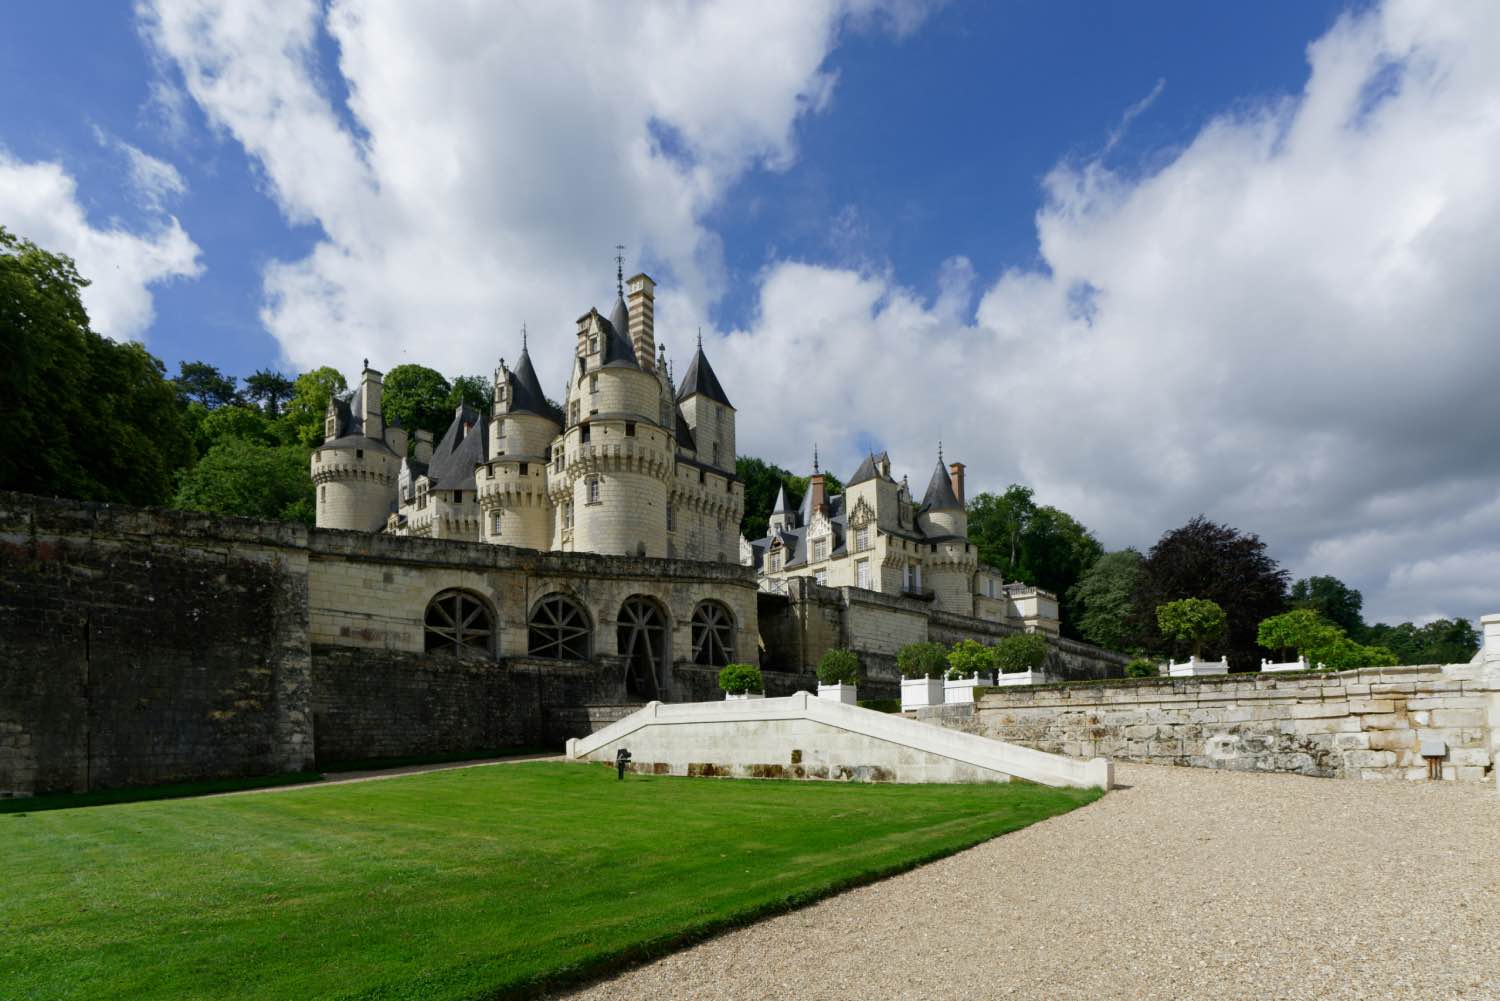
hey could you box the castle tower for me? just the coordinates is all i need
[767,484,793,534]
[553,281,674,557]
[916,446,975,614]
[310,361,400,531]
[479,332,563,550]
[676,331,736,473]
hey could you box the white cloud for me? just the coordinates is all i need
[92,126,188,211]
[0,150,202,339]
[713,0,1500,624]
[138,0,929,377]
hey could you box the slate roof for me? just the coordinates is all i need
[424,404,488,491]
[320,391,397,455]
[599,298,638,369]
[674,404,697,451]
[919,457,962,512]
[508,346,564,424]
[771,485,790,514]
[676,343,733,408]
[846,450,893,487]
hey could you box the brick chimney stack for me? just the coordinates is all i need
[809,444,826,516]
[626,273,656,372]
[948,462,966,505]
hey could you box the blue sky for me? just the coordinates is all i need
[4,0,1499,626]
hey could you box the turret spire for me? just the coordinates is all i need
[614,244,625,297]
[813,443,820,474]
[521,322,528,352]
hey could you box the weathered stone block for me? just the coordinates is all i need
[1344,749,1397,768]
[1368,730,1415,751]
[1347,698,1395,714]
[1291,701,1350,718]
[1430,709,1487,728]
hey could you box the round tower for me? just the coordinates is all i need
[478,336,564,550]
[310,363,399,531]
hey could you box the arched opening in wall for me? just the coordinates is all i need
[424,589,495,655]
[691,601,735,667]
[528,593,591,661]
[617,596,668,699]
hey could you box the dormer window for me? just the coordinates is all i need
[812,538,828,562]
[855,526,870,552]
[589,335,599,353]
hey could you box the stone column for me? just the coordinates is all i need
[1483,614,1500,794]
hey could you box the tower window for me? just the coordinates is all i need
[492,513,502,535]
[666,502,675,532]
[563,502,574,528]
[590,374,599,394]
[589,335,599,353]
[320,486,325,502]
[356,449,364,458]
[812,538,828,562]
[519,462,528,475]
[580,423,591,443]
[712,442,721,466]
[856,526,870,551]
[856,559,870,589]
[625,422,635,437]
[586,476,601,505]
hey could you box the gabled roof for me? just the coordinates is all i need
[676,342,733,408]
[425,404,488,491]
[507,346,563,424]
[599,298,638,369]
[847,451,892,487]
[920,457,962,512]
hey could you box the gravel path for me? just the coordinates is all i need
[558,764,1499,1001]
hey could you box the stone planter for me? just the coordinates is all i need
[724,692,766,700]
[992,669,1050,687]
[944,674,995,704]
[1168,656,1229,677]
[1260,656,1310,674]
[901,676,945,710]
[817,682,858,705]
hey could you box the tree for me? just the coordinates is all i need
[994,633,1049,674]
[191,404,278,457]
[968,485,1035,577]
[382,364,453,443]
[1133,516,1288,670]
[1256,609,1341,661]
[172,438,316,525]
[1068,548,1142,651]
[173,361,240,410]
[968,485,1103,638]
[1156,598,1227,660]
[815,648,859,685]
[735,455,845,541]
[243,369,295,417]
[1361,618,1480,665]
[0,226,193,506]
[277,367,348,448]
[896,641,949,679]
[446,374,493,414]
[1289,576,1364,635]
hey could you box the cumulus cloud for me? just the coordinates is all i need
[138,0,929,378]
[714,0,1500,623]
[0,149,201,339]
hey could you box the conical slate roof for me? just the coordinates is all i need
[508,346,563,424]
[920,457,962,512]
[599,297,638,369]
[676,342,732,408]
[771,484,791,513]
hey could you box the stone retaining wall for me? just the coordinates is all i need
[918,661,1496,783]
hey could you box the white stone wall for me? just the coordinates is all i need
[312,449,397,532]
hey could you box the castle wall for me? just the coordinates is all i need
[0,495,314,796]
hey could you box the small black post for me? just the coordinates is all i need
[615,747,632,780]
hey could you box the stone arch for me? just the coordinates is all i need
[691,600,736,667]
[424,589,496,655]
[617,594,671,699]
[528,592,592,661]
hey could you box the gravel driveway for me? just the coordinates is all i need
[557,763,1499,1001]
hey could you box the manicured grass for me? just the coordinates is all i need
[1,762,1100,1000]
[320,746,556,773]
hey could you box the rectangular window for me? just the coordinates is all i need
[812,538,828,562]
[580,423,591,442]
[569,400,580,425]
[815,570,828,586]
[492,513,502,535]
[768,552,781,572]
[563,502,574,528]
[856,559,870,589]
[320,486,325,502]
[855,526,870,551]
[355,448,363,458]
[587,477,601,504]
[590,374,599,394]
[519,462,528,475]
[625,422,636,437]
[453,490,463,503]
[666,502,675,532]
[712,442,721,466]
[589,336,598,353]
[915,564,922,589]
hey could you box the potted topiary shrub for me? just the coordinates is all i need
[991,632,1050,687]
[944,639,996,703]
[1123,656,1160,678]
[718,662,764,700]
[816,648,860,704]
[897,641,948,710]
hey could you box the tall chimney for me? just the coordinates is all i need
[360,363,383,439]
[626,273,656,372]
[949,462,966,505]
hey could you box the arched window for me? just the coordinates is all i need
[618,596,669,698]
[528,593,591,660]
[691,601,735,667]
[424,590,494,654]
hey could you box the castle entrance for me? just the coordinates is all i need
[617,596,667,699]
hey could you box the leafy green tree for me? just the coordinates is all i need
[968,485,1036,577]
[277,367,348,448]
[192,404,277,457]
[243,369,295,417]
[1124,657,1158,678]
[1156,598,1228,660]
[383,364,453,443]
[1289,576,1364,635]
[1256,609,1340,660]
[896,641,949,679]
[967,486,1102,638]
[1360,618,1479,665]
[1067,548,1142,651]
[174,361,240,410]
[815,648,859,685]
[946,639,995,679]
[735,455,845,541]
[716,663,763,695]
[172,438,315,525]
[0,226,193,505]
[994,633,1049,674]
[1308,634,1399,670]
[1133,516,1288,669]
[446,374,493,414]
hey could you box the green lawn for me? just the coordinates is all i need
[1,762,1100,1000]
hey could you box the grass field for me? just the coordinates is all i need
[1,762,1100,1000]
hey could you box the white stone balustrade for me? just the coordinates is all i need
[1168,656,1230,677]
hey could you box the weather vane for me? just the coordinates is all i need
[615,244,625,297]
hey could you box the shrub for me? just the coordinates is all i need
[1156,598,1227,659]
[896,641,949,679]
[946,639,995,680]
[1257,609,1339,660]
[717,663,763,695]
[1123,657,1158,678]
[994,633,1049,674]
[816,648,859,686]
[857,698,901,714]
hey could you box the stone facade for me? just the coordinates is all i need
[919,661,1497,784]
[749,450,1058,632]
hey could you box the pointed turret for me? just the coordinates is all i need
[508,342,564,425]
[599,296,638,368]
[920,456,963,512]
[917,445,967,540]
[676,332,733,408]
